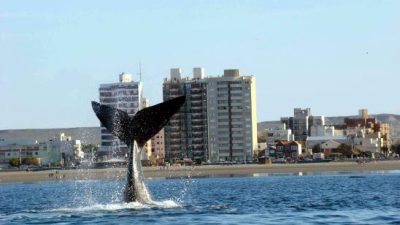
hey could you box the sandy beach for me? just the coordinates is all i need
[1,160,400,184]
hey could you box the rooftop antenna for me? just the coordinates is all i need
[138,62,142,82]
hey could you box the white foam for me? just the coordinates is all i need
[47,200,180,213]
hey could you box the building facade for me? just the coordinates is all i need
[150,129,165,165]
[163,68,257,163]
[344,109,390,155]
[265,123,294,147]
[207,69,257,162]
[281,108,312,141]
[0,133,83,166]
[273,140,302,159]
[163,68,209,163]
[98,73,143,159]
[0,140,48,165]
[46,133,83,165]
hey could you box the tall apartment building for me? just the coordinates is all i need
[150,129,165,165]
[163,68,208,163]
[141,98,152,162]
[98,73,143,159]
[207,70,257,162]
[281,108,312,141]
[163,68,257,163]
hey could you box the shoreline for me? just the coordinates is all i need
[1,160,400,184]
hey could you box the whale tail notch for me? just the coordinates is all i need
[91,96,186,147]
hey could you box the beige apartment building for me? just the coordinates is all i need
[163,68,257,163]
[207,69,257,162]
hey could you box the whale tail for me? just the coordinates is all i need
[91,96,186,147]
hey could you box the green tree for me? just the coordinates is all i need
[9,158,21,167]
[381,146,389,157]
[391,142,400,155]
[22,157,40,166]
[257,134,266,143]
[337,144,353,158]
[312,144,321,153]
[82,144,99,153]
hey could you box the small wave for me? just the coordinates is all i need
[47,200,180,213]
[349,176,366,179]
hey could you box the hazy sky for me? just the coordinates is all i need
[1,0,399,130]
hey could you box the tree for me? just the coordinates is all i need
[312,144,321,153]
[392,143,400,155]
[9,158,21,167]
[81,144,99,153]
[337,144,353,158]
[381,146,389,157]
[257,134,266,143]
[22,157,40,166]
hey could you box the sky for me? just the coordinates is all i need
[0,0,399,130]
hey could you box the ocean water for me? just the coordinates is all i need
[1,171,400,225]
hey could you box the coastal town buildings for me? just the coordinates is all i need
[0,133,83,166]
[281,108,312,141]
[207,69,257,163]
[306,136,349,151]
[310,116,336,137]
[150,129,165,165]
[98,73,143,159]
[163,68,257,163]
[304,109,390,157]
[163,68,209,163]
[319,140,342,157]
[141,98,152,162]
[270,140,302,159]
[265,123,294,147]
[0,140,48,166]
[343,109,389,156]
[46,133,83,165]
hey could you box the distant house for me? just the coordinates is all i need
[255,143,267,157]
[320,140,341,157]
[275,140,302,159]
[306,136,349,151]
[354,133,383,154]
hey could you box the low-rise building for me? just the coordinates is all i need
[46,133,83,165]
[353,132,383,156]
[306,136,349,151]
[0,140,48,165]
[319,140,342,157]
[0,133,83,167]
[274,140,302,159]
[310,125,335,137]
[265,123,294,147]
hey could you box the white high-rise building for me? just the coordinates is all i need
[98,73,143,159]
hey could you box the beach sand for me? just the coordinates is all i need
[1,160,400,183]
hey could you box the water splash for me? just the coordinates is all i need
[171,166,197,204]
[47,200,180,213]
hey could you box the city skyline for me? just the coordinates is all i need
[1,1,399,130]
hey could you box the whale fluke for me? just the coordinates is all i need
[92,95,186,203]
[91,95,186,147]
